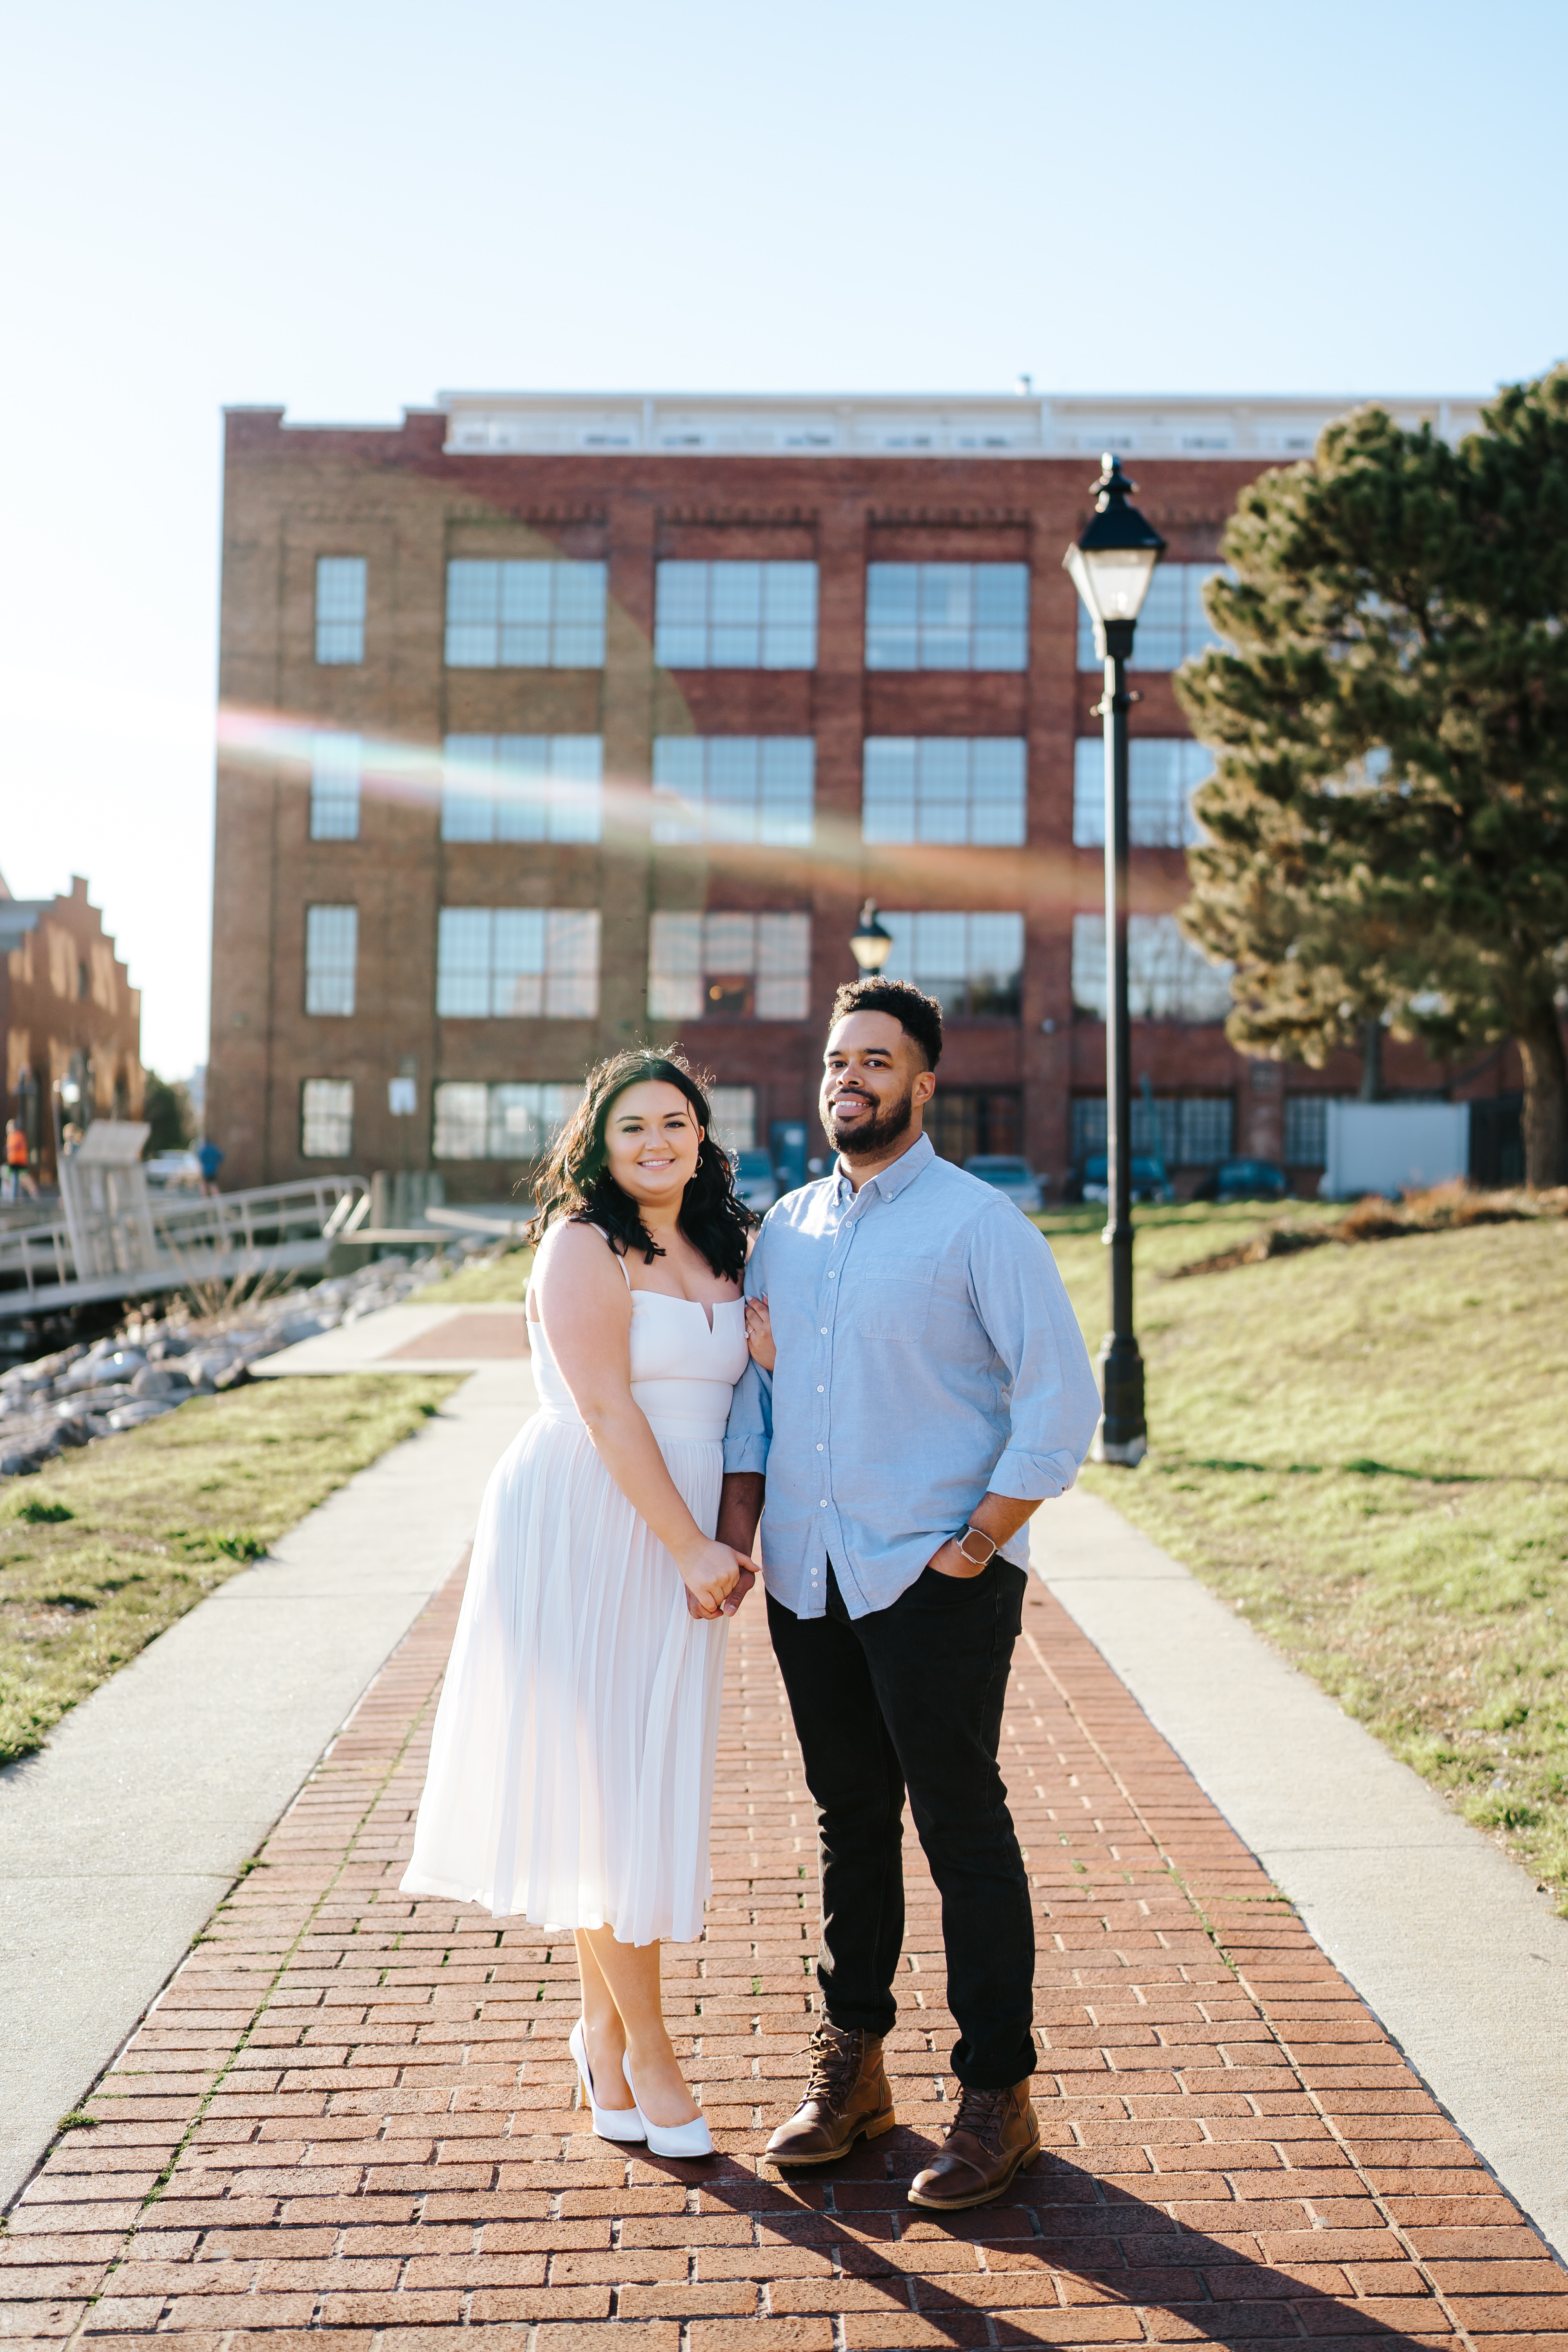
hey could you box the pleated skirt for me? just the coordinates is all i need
[399,1410,729,1944]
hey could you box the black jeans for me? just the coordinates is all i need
[767,1557,1036,2089]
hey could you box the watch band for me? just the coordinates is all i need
[955,1523,998,1566]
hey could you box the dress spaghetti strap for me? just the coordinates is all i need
[586,1223,635,1290]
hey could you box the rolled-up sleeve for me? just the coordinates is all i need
[967,1207,1100,1499]
[723,1358,772,1474]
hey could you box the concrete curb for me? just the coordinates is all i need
[1033,1485,1568,2261]
[0,1359,535,2211]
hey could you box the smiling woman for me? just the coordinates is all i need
[399,1049,764,2159]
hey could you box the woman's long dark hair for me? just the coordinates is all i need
[526,1050,758,1281]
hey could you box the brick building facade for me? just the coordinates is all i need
[2,873,143,1181]
[208,388,1510,1199]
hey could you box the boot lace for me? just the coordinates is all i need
[949,2084,1009,2153]
[804,2025,864,2115]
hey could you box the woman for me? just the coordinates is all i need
[401,1051,762,2156]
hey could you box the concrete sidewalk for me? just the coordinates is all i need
[0,1358,535,2211]
[252,1301,530,1377]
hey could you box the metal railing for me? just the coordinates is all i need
[0,1174,368,1317]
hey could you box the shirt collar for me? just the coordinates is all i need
[833,1130,936,1205]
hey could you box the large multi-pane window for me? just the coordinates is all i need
[436,908,600,1019]
[432,1081,583,1161]
[310,733,362,841]
[1077,563,1227,671]
[866,564,1029,671]
[654,562,818,670]
[1071,913,1233,1022]
[445,559,607,668]
[1071,1095,1234,1165]
[863,738,1026,846]
[652,738,814,846]
[1285,1095,1335,1165]
[879,911,1024,1018]
[442,736,603,844]
[706,1087,757,1152]
[1072,738,1214,849]
[648,911,810,1021]
[301,1079,354,1158]
[304,905,358,1015]
[315,559,366,665]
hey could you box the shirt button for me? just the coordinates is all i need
[816,1443,823,1452]
[828,1271,836,1278]
[816,1384,824,1392]
[819,1499,828,1508]
[820,1326,828,1334]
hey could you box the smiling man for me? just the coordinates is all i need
[719,976,1100,2209]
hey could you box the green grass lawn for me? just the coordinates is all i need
[1037,1200,1568,1899]
[0,1373,459,1766]
[412,1246,532,1304]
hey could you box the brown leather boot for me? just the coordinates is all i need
[764,2023,897,2166]
[907,2079,1041,2210]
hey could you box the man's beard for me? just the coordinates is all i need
[827,1086,915,1160]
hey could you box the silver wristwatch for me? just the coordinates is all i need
[955,1524,998,1566]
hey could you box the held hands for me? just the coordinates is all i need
[744,1294,776,1372]
[679,1537,757,1621]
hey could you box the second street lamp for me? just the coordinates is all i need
[1064,454,1166,1467]
[849,899,894,975]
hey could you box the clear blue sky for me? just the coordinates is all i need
[2,0,1563,1078]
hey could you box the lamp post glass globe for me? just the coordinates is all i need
[1064,452,1166,658]
[1063,454,1165,1468]
[849,900,894,975]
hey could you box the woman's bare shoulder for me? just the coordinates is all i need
[535,1218,628,1291]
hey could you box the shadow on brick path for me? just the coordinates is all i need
[4,1559,1567,2348]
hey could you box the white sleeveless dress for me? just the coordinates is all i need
[400,1277,749,1944]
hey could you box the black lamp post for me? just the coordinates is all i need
[1064,454,1166,1467]
[849,899,894,975]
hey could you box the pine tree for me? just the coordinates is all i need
[1175,369,1568,1187]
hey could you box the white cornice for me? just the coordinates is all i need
[435,388,1488,461]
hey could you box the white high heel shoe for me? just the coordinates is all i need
[569,2019,645,2143]
[622,2060,714,2159]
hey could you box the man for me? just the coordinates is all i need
[196,1136,224,1197]
[720,976,1100,2210]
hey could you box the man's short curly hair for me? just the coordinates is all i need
[829,976,944,1070]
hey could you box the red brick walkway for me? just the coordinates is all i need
[6,1564,1567,2349]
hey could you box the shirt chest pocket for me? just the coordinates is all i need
[853,1256,938,1342]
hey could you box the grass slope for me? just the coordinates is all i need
[0,1372,459,1766]
[1040,1203,1568,1898]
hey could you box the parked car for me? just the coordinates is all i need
[1067,1153,1174,1205]
[732,1147,779,1212]
[1192,1158,1290,1203]
[963,1154,1045,1212]
[143,1150,203,1190]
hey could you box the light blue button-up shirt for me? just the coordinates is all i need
[722,1132,1101,1620]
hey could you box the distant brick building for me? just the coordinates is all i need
[1,874,143,1181]
[208,388,1511,1200]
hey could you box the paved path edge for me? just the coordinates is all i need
[0,1360,535,2212]
[1033,1484,1568,2262]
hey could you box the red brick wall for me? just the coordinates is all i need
[2,877,143,1178]
[209,412,1506,1195]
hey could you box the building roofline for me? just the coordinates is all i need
[436,385,1490,408]
[431,387,1490,463]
